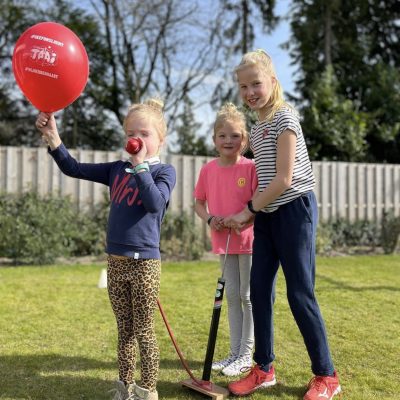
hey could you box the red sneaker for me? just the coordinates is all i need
[304,371,341,400]
[228,365,276,396]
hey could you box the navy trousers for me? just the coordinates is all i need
[251,191,334,376]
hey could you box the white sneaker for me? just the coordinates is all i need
[211,354,238,371]
[109,380,134,400]
[132,383,158,400]
[222,354,252,377]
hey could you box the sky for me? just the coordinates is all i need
[70,0,296,141]
[256,0,296,95]
[197,0,296,138]
[78,0,296,93]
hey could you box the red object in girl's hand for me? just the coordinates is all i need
[125,138,142,154]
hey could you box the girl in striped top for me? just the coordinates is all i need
[225,50,341,400]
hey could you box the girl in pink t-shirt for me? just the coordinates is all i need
[194,103,258,377]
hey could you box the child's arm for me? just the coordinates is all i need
[36,112,62,150]
[195,199,223,231]
[252,130,296,209]
[226,130,296,227]
[133,165,176,213]
[35,112,112,186]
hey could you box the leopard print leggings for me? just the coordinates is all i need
[107,255,161,391]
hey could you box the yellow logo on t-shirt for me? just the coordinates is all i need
[237,177,246,187]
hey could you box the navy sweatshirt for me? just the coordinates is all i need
[49,143,176,259]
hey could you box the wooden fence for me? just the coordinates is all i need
[1,145,399,222]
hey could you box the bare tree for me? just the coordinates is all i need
[210,0,278,106]
[88,0,226,129]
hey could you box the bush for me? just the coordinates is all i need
[324,218,381,249]
[381,212,400,254]
[0,192,205,264]
[4,190,395,263]
[0,192,106,265]
[69,193,108,257]
[161,211,204,260]
[316,224,333,255]
[316,218,385,255]
[0,192,72,264]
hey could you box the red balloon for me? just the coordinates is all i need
[125,138,142,154]
[12,22,89,112]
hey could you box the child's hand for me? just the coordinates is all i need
[209,216,224,231]
[35,112,62,150]
[129,138,147,167]
[224,209,252,230]
[221,216,240,235]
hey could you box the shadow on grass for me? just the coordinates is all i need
[160,357,204,370]
[0,354,306,399]
[316,274,400,292]
[266,381,306,398]
[0,353,115,399]
[0,354,207,399]
[157,379,306,399]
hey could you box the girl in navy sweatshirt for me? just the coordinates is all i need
[36,98,176,400]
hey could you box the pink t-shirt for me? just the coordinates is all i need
[194,157,258,254]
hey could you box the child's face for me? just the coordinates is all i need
[237,65,276,113]
[213,120,245,159]
[125,114,163,158]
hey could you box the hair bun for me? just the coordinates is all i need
[144,97,164,112]
[218,102,237,115]
[255,48,270,58]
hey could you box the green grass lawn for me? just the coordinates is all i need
[0,255,399,399]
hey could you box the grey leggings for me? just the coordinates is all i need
[220,254,254,357]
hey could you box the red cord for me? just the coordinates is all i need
[157,299,211,388]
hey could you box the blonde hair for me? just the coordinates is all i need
[123,97,167,140]
[235,49,291,121]
[213,102,249,153]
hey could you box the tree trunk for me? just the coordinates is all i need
[324,2,332,66]
[241,0,249,54]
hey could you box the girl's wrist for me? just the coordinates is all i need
[48,137,62,151]
[247,200,259,214]
[125,161,149,175]
[131,158,145,166]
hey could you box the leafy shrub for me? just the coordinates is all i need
[317,218,384,254]
[69,193,108,257]
[326,218,381,248]
[381,212,400,254]
[0,192,106,265]
[0,192,73,264]
[316,224,333,255]
[161,211,204,260]
[3,190,396,264]
[0,191,206,264]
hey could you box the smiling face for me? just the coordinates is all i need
[213,120,246,163]
[124,113,164,158]
[237,65,276,120]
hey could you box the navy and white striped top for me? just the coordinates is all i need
[250,106,315,212]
